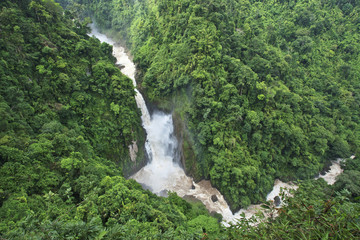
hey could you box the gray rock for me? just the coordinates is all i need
[159,189,168,197]
[274,196,281,207]
[211,195,218,202]
[115,63,125,69]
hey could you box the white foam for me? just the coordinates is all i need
[88,24,350,226]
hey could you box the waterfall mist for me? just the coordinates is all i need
[89,24,347,226]
[133,112,186,194]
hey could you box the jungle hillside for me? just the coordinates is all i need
[1,0,360,239]
[81,0,360,211]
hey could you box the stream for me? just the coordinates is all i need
[89,25,351,225]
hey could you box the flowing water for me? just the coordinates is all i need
[89,25,351,225]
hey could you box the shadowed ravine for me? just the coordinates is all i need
[89,24,348,225]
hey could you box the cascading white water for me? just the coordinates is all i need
[132,112,189,194]
[89,24,351,226]
[88,25,242,223]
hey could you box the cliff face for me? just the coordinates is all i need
[172,110,201,181]
[123,131,148,178]
[84,0,360,212]
[87,25,149,178]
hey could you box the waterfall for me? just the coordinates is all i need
[88,24,349,226]
[88,24,238,222]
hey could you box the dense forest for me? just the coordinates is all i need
[0,0,221,238]
[72,0,360,211]
[1,0,360,239]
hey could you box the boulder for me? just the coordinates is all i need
[211,195,218,202]
[274,196,281,207]
[159,189,168,197]
[115,63,125,69]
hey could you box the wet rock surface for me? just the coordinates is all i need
[211,195,218,202]
[159,189,169,197]
[115,63,125,69]
[274,196,281,207]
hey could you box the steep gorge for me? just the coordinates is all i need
[89,22,354,226]
[1,0,359,238]
[82,0,360,212]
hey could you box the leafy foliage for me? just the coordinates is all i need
[2,0,360,239]
[336,157,360,202]
[224,180,360,239]
[84,0,360,211]
[0,0,220,238]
